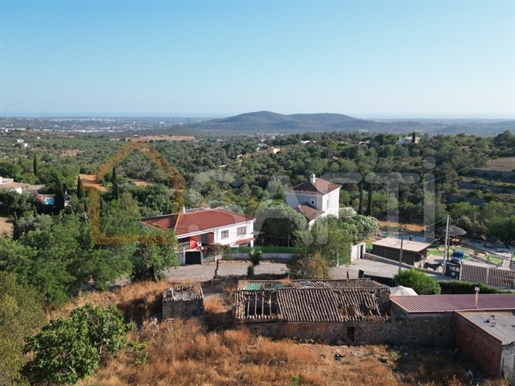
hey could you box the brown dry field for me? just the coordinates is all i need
[379,221,426,232]
[476,157,515,171]
[0,216,13,237]
[61,149,82,157]
[79,174,108,192]
[42,279,508,386]
[117,135,196,142]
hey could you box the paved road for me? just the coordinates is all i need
[163,258,440,283]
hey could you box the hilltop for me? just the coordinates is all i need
[182,111,514,136]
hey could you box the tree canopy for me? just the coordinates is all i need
[25,303,136,385]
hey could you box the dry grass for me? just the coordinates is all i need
[114,135,196,143]
[476,157,515,171]
[56,280,508,386]
[379,221,426,232]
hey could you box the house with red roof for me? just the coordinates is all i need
[141,208,255,265]
[285,174,341,227]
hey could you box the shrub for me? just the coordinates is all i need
[439,281,510,294]
[248,248,263,267]
[393,269,441,295]
[247,264,255,278]
[25,303,137,385]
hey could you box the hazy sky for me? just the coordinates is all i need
[1,1,514,118]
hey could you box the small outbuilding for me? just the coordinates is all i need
[162,283,205,320]
[453,311,515,384]
[372,237,431,266]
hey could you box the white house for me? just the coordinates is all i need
[140,208,255,265]
[395,135,421,146]
[0,177,29,194]
[285,174,341,227]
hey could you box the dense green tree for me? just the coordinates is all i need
[254,204,307,246]
[0,189,33,218]
[294,217,354,267]
[25,303,135,385]
[130,238,178,282]
[287,252,330,279]
[2,214,133,302]
[393,269,441,295]
[0,161,23,180]
[0,272,46,385]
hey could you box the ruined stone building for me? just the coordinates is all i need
[162,283,205,320]
[233,279,391,344]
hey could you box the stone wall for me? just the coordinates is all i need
[162,285,205,320]
[162,297,205,320]
[453,314,502,377]
[239,314,453,347]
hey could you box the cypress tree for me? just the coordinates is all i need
[358,182,364,215]
[111,167,119,200]
[367,183,373,216]
[33,153,38,177]
[412,131,416,143]
[77,177,84,199]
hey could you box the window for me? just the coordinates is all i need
[237,226,246,235]
[310,199,315,206]
[221,230,229,239]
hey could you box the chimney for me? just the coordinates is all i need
[474,287,480,309]
[310,174,316,184]
[182,206,186,214]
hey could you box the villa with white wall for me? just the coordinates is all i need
[285,174,341,227]
[141,208,255,265]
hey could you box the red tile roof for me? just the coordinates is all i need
[141,208,254,236]
[391,294,515,314]
[286,178,341,195]
[296,203,325,221]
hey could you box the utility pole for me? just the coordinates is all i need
[398,227,405,272]
[444,214,450,261]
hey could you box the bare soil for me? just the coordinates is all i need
[79,174,108,192]
[0,216,13,237]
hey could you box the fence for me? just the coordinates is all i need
[460,264,515,288]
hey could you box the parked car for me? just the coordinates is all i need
[451,249,465,264]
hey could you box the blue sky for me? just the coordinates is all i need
[0,1,514,118]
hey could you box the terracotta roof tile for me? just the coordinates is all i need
[234,279,390,322]
[141,208,254,236]
[286,178,341,195]
[296,203,325,221]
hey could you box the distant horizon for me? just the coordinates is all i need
[1,2,513,120]
[1,111,514,121]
